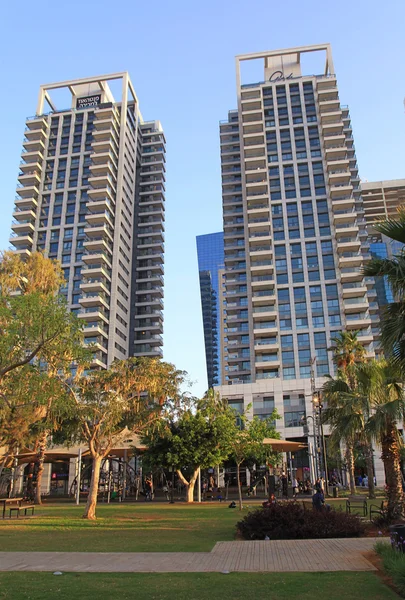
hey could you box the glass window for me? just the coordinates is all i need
[326,284,338,299]
[292,271,304,282]
[300,366,311,378]
[280,319,292,329]
[313,315,325,327]
[281,335,293,349]
[314,332,326,348]
[49,242,58,253]
[296,317,308,328]
[297,333,310,348]
[283,368,296,380]
[291,243,302,255]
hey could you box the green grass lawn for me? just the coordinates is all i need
[0,572,398,600]
[0,498,385,553]
[0,503,242,552]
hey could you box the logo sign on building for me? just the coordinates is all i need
[268,70,294,83]
[76,94,102,109]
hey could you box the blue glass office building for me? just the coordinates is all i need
[196,232,224,388]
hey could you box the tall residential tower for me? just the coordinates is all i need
[10,74,165,367]
[216,44,377,434]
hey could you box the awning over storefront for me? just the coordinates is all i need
[263,438,307,452]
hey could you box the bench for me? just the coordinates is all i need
[8,504,35,518]
[369,500,388,520]
[346,495,368,517]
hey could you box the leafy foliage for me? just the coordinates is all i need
[237,503,365,540]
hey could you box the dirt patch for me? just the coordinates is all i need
[363,550,401,598]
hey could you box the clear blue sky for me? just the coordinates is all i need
[1,0,404,396]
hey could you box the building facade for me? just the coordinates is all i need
[10,73,165,367]
[215,44,383,478]
[363,179,405,312]
[196,232,224,387]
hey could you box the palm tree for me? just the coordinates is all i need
[363,210,405,368]
[330,331,366,387]
[359,360,405,519]
[326,331,376,496]
[322,377,364,495]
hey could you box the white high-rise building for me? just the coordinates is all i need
[10,73,165,367]
[215,44,383,481]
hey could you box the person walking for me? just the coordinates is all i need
[292,476,299,499]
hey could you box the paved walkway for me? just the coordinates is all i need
[0,538,380,573]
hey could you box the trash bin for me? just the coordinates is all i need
[389,525,405,552]
[333,486,338,498]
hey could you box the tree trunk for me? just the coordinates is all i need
[176,468,199,503]
[236,462,243,511]
[83,454,103,520]
[365,443,376,499]
[34,431,48,506]
[346,443,356,495]
[381,424,404,519]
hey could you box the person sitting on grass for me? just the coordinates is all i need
[262,493,277,508]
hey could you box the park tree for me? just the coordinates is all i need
[144,391,236,503]
[230,414,280,510]
[64,358,185,520]
[0,250,82,381]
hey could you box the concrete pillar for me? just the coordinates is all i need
[373,443,385,488]
[40,464,51,495]
[68,458,77,495]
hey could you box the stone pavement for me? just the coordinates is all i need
[0,538,380,573]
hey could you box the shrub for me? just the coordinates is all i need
[237,502,365,540]
[375,541,405,597]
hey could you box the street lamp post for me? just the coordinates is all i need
[313,392,329,495]
[302,415,318,482]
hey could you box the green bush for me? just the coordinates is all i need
[237,503,365,540]
[375,541,405,597]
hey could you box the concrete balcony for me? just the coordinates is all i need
[14,196,38,210]
[84,225,114,243]
[255,358,280,368]
[79,293,109,310]
[9,233,33,247]
[17,171,41,187]
[83,238,113,254]
[87,184,115,202]
[335,224,359,237]
[330,183,353,198]
[340,268,363,283]
[318,98,340,112]
[91,138,117,154]
[82,251,112,269]
[19,160,42,174]
[25,116,48,131]
[22,138,45,153]
[343,299,369,313]
[80,280,110,295]
[252,309,277,319]
[85,211,114,228]
[82,324,109,338]
[78,307,109,324]
[324,145,347,160]
[87,198,115,213]
[328,170,351,185]
[12,247,32,258]
[11,221,35,235]
[337,236,361,255]
[24,127,47,142]
[253,325,278,335]
[81,264,111,281]
[16,184,39,199]
[333,210,357,224]
[12,208,36,223]
[338,254,363,268]
[90,357,108,369]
